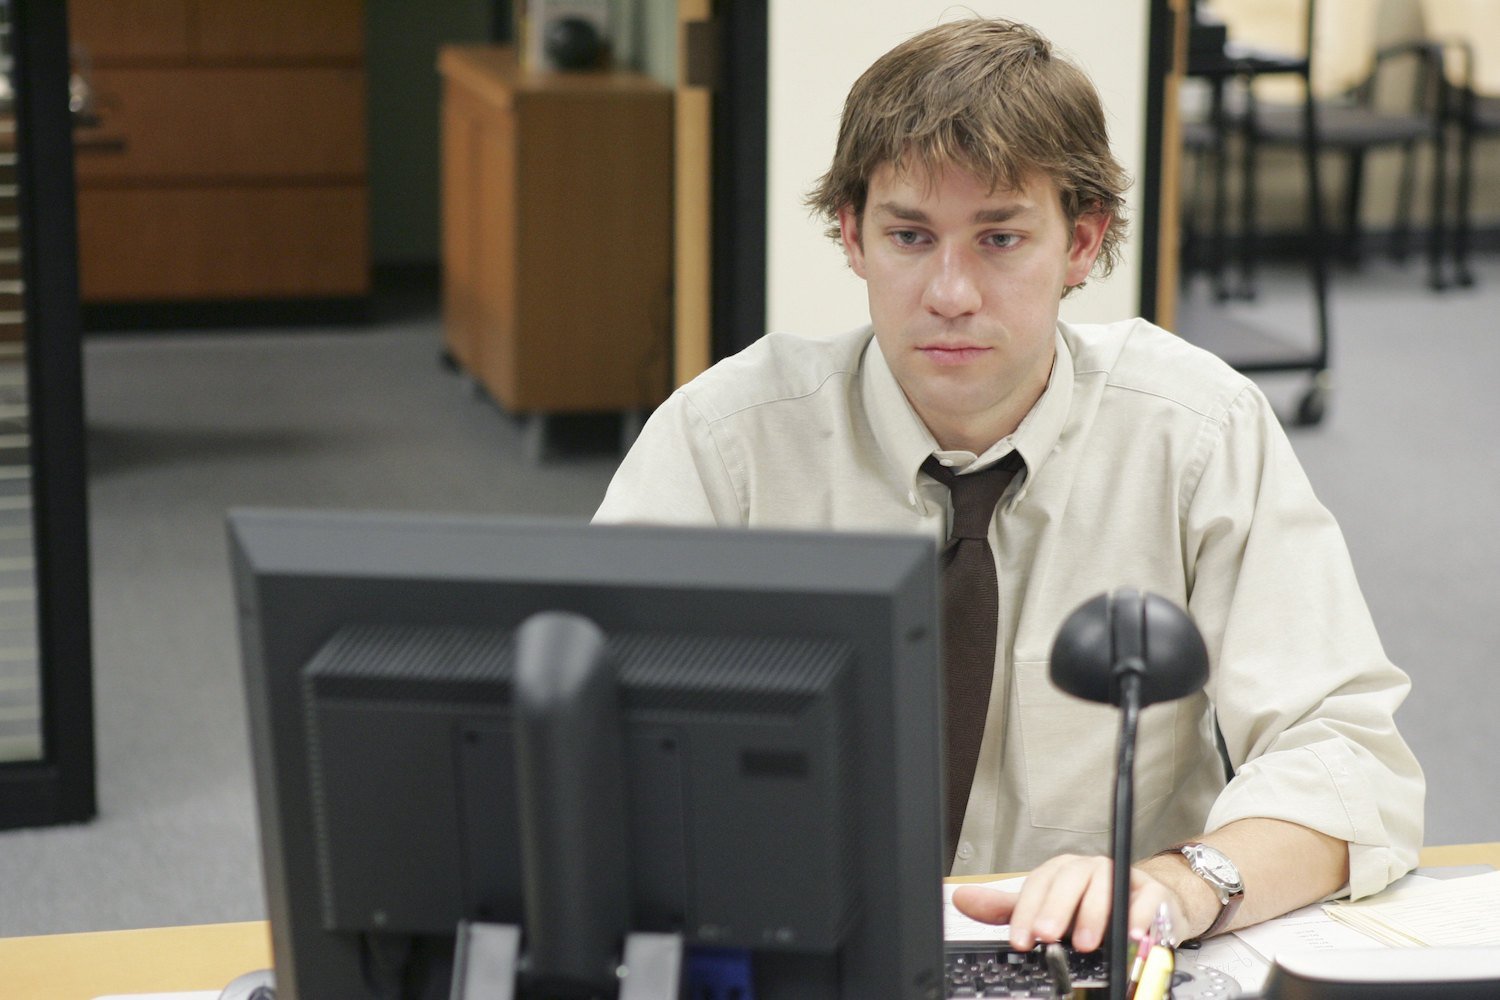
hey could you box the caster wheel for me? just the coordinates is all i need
[1295,385,1326,427]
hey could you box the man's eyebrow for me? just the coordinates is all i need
[870,201,1036,224]
[972,204,1035,224]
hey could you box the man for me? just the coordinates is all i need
[594,18,1423,952]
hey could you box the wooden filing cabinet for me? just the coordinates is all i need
[67,0,371,303]
[438,46,672,415]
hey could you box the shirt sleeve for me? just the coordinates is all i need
[593,391,745,526]
[1182,385,1425,900]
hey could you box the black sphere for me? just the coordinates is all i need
[1049,589,1209,707]
[544,17,603,70]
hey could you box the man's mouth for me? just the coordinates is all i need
[918,344,991,366]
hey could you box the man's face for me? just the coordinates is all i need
[840,163,1108,453]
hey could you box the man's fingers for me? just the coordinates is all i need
[951,885,1020,925]
[1007,855,1107,950]
[1067,863,1114,952]
[957,858,1189,957]
[1126,871,1187,947]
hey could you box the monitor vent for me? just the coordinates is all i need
[306,623,515,703]
[305,624,852,720]
[614,633,851,719]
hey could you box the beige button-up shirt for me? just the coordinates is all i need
[594,319,1423,899]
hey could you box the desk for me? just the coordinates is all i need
[0,920,269,999]
[2,845,1495,999]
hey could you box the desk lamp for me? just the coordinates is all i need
[1050,588,1209,1000]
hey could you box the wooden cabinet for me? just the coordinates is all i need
[438,46,672,415]
[68,0,370,304]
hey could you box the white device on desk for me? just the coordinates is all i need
[216,968,275,1000]
[1263,947,1500,998]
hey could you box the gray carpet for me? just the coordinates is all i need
[0,260,1495,938]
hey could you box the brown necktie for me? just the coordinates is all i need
[921,451,1024,868]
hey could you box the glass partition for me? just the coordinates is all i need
[0,0,42,763]
[0,0,95,827]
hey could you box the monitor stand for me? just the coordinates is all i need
[451,922,683,1000]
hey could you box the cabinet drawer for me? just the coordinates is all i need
[196,0,364,60]
[68,0,193,61]
[77,185,370,301]
[75,67,367,183]
[69,0,364,62]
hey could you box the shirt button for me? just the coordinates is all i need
[957,842,974,861]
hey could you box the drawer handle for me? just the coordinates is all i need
[73,133,128,154]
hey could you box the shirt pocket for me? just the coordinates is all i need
[1013,658,1179,834]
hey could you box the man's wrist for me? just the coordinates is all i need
[1136,850,1226,942]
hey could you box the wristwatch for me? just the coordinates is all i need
[1173,842,1244,942]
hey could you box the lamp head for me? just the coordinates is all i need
[1049,588,1209,707]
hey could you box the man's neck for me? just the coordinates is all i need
[915,373,1050,455]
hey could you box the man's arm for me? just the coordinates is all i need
[1137,817,1348,939]
[953,817,1348,950]
[957,386,1412,949]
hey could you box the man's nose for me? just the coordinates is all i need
[921,245,982,318]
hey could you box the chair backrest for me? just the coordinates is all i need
[1419,0,1500,95]
[1209,0,1382,99]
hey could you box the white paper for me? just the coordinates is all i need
[1190,934,1274,992]
[1224,872,1440,986]
[1324,869,1500,947]
[942,875,1023,942]
[91,994,217,1000]
[1231,896,1390,960]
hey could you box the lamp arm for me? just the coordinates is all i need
[1109,665,1143,1000]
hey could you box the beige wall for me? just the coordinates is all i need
[764,1,1153,337]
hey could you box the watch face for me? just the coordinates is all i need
[1186,844,1243,890]
[1203,856,1238,882]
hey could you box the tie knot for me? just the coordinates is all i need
[922,453,1023,540]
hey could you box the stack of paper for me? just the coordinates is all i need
[1324,870,1500,947]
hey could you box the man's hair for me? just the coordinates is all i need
[806,18,1130,285]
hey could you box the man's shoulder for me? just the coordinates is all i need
[676,326,871,422]
[1063,317,1254,422]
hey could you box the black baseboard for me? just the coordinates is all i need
[82,296,373,332]
[80,262,442,333]
[1182,224,1500,271]
[372,260,440,294]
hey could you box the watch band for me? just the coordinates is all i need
[1162,842,1244,944]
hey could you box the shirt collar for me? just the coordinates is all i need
[860,325,1075,510]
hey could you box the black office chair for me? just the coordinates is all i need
[1240,0,1451,291]
[1446,87,1500,287]
[1422,0,1500,288]
[1181,1,1335,425]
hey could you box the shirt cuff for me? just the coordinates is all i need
[1203,739,1421,900]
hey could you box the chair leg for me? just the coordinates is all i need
[1180,148,1200,276]
[1208,80,1232,300]
[1453,118,1477,288]
[1341,149,1366,267]
[1391,140,1417,263]
[1238,121,1259,300]
[1428,124,1450,291]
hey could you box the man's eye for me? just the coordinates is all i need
[986,233,1020,249]
[891,230,925,246]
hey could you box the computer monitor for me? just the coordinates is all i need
[229,509,945,999]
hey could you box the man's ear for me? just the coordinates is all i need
[838,205,868,279]
[1064,210,1109,288]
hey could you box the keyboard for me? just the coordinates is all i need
[943,941,1242,998]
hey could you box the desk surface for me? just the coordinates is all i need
[3,844,1495,1000]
